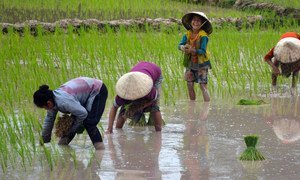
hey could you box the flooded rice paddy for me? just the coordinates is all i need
[1,96,300,179]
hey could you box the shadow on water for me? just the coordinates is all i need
[1,97,300,179]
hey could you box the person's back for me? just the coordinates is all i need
[57,77,103,111]
[130,61,162,82]
[264,32,300,93]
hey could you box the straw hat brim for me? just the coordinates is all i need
[182,11,213,35]
[274,37,300,63]
[116,72,153,100]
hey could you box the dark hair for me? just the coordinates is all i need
[33,85,54,108]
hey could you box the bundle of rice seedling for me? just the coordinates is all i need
[239,135,265,161]
[124,99,152,118]
[237,99,266,105]
[125,100,152,126]
[128,113,147,126]
[55,114,74,138]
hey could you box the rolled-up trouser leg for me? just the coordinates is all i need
[84,84,108,144]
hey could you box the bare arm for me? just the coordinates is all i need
[106,106,118,134]
[266,59,280,75]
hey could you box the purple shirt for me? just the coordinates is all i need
[114,61,161,107]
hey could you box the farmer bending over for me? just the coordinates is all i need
[264,32,300,93]
[106,61,163,134]
[33,77,108,150]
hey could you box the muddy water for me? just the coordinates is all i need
[2,97,300,179]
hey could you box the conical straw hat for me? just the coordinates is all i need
[274,37,300,63]
[116,72,153,100]
[182,11,213,35]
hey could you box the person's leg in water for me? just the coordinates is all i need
[200,83,210,102]
[150,110,163,131]
[291,70,299,96]
[291,59,300,89]
[185,70,196,100]
[198,67,210,102]
[187,82,196,100]
[84,84,108,150]
[116,106,127,129]
[146,102,163,131]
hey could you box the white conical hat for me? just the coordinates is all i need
[274,37,300,63]
[116,72,153,100]
[181,11,213,35]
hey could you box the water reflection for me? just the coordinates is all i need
[105,131,162,179]
[265,97,300,144]
[180,101,210,179]
[49,145,104,179]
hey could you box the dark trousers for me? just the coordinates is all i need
[83,83,108,144]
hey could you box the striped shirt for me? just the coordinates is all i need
[42,77,103,140]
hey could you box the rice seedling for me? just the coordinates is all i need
[237,99,266,105]
[239,135,265,161]
[55,114,74,138]
[0,5,299,172]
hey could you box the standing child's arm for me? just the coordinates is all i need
[178,34,188,51]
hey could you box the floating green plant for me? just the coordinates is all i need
[237,99,266,105]
[240,135,265,161]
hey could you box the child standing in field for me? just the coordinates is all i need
[178,12,213,102]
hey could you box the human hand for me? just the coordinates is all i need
[180,45,186,51]
[272,66,281,75]
[188,47,196,54]
[180,45,191,54]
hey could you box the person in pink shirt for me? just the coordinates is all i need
[106,61,163,134]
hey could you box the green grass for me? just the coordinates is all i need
[0,0,255,23]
